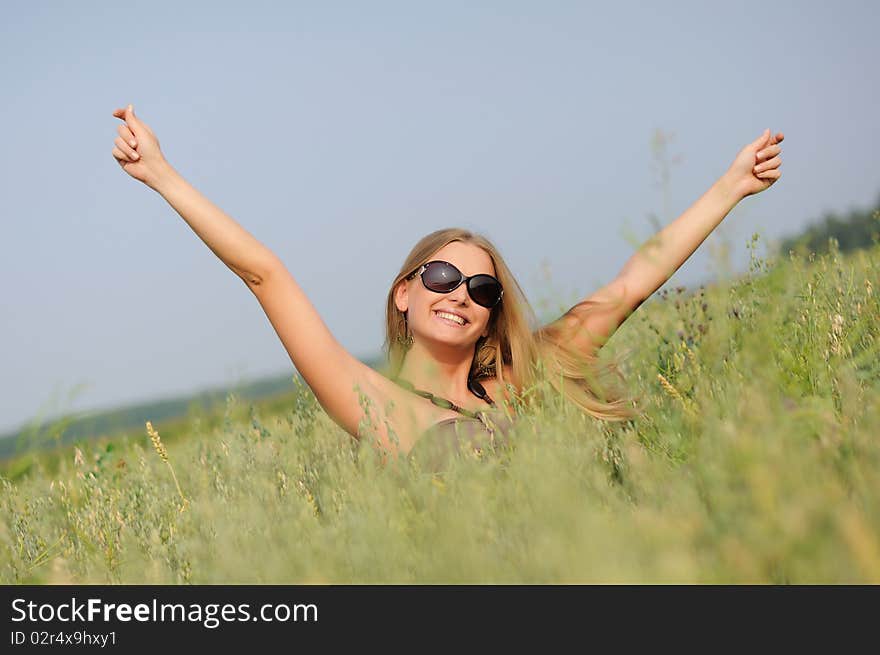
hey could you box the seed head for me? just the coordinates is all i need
[145,420,189,511]
[657,373,683,401]
[145,421,168,463]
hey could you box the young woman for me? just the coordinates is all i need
[111,104,783,468]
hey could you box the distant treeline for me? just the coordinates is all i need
[778,192,880,256]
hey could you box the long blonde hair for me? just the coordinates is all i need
[382,228,641,422]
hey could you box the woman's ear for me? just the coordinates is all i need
[394,280,408,313]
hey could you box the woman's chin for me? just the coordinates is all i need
[423,330,475,348]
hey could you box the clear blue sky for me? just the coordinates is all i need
[2,0,878,435]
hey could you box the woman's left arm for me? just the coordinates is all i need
[545,129,784,358]
[617,128,784,305]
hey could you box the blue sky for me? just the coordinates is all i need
[2,0,878,434]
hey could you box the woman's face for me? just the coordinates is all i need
[395,242,496,346]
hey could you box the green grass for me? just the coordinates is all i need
[2,237,878,583]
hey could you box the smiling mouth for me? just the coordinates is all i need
[433,311,468,327]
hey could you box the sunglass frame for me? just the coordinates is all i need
[407,260,504,308]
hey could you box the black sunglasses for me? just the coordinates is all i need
[406,260,504,309]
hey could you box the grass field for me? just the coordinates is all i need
[2,236,878,583]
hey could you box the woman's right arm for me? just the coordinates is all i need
[248,261,397,442]
[111,104,277,285]
[154,167,389,438]
[111,104,398,447]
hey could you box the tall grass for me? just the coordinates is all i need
[1,237,878,583]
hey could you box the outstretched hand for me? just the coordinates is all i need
[110,104,168,189]
[724,128,784,200]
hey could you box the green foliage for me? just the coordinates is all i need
[2,239,879,583]
[779,193,880,257]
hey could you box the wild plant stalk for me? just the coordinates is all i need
[145,421,189,512]
[657,372,697,417]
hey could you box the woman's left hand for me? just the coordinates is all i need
[724,128,784,200]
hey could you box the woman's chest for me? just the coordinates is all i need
[371,375,506,454]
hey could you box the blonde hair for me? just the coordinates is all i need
[381,228,642,422]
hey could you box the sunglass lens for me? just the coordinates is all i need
[469,275,502,307]
[422,262,461,292]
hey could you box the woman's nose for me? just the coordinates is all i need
[448,284,470,303]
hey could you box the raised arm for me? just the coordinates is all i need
[545,128,784,357]
[110,104,395,445]
[111,104,276,284]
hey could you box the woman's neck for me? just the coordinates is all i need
[395,340,477,405]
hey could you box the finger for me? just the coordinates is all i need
[117,124,137,148]
[115,136,139,160]
[754,155,781,173]
[756,169,781,180]
[751,128,771,148]
[756,144,781,161]
[755,146,782,162]
[765,134,783,151]
[113,104,141,135]
[112,145,132,164]
[122,104,143,137]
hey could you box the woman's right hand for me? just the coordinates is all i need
[111,104,168,189]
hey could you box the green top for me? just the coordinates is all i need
[408,412,518,473]
[390,374,514,472]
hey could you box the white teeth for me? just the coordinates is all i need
[435,311,466,325]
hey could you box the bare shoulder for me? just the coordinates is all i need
[349,366,424,449]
